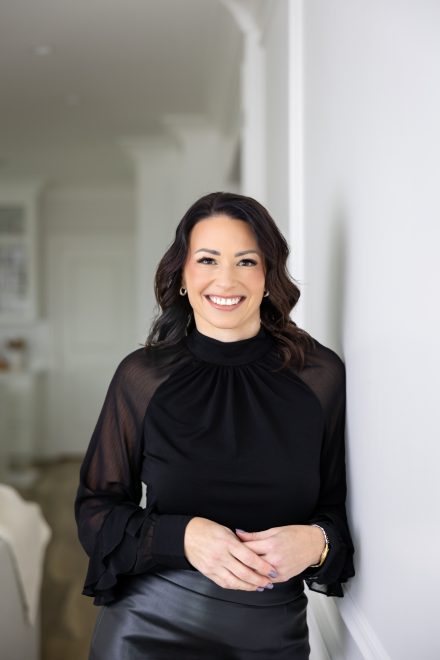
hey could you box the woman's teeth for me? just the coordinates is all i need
[208,295,242,306]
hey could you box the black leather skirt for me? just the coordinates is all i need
[89,568,310,659]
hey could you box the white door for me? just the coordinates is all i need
[45,234,136,457]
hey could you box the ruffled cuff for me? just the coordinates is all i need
[151,514,194,569]
[82,504,151,606]
[81,508,194,606]
[301,520,355,597]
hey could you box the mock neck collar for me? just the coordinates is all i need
[185,325,274,366]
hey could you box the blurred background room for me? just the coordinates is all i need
[0,1,439,659]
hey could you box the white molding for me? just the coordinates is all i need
[308,586,392,660]
[162,114,215,152]
[339,589,392,660]
[219,0,259,37]
[218,0,266,200]
[288,0,306,327]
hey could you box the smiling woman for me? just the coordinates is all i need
[75,191,355,660]
[181,215,266,340]
[148,191,315,370]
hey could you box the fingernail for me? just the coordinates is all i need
[235,529,247,533]
[256,587,265,592]
[265,583,274,590]
[268,570,278,578]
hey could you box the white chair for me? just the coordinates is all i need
[0,537,40,660]
[0,485,51,660]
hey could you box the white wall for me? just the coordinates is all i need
[264,0,308,330]
[41,185,135,239]
[38,130,238,455]
[127,124,238,342]
[299,1,440,658]
[264,0,290,237]
[40,186,136,457]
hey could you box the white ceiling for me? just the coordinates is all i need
[0,0,244,186]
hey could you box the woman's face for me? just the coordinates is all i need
[182,214,266,341]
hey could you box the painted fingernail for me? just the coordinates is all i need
[268,570,278,578]
[265,583,274,590]
[256,587,265,592]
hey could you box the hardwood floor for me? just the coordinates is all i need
[18,459,97,660]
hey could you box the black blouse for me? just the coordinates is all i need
[74,326,355,606]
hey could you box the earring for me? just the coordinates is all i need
[263,290,269,298]
[179,286,187,296]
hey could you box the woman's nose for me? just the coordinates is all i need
[213,264,238,288]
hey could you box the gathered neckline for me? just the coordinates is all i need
[185,326,274,366]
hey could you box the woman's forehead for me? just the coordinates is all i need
[189,215,258,248]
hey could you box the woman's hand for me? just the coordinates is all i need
[184,517,278,591]
[235,525,325,582]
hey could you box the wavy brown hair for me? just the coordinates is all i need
[146,191,315,370]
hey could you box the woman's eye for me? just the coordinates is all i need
[196,257,258,266]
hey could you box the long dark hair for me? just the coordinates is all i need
[145,191,315,370]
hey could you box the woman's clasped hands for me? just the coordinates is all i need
[184,517,325,591]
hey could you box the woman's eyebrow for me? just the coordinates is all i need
[194,248,260,256]
[194,248,220,255]
[235,250,260,257]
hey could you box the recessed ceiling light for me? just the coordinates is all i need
[33,45,53,57]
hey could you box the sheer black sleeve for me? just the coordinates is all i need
[296,341,355,596]
[74,349,193,606]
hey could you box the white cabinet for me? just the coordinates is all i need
[0,183,40,323]
[0,182,43,485]
[0,377,8,481]
[0,371,40,486]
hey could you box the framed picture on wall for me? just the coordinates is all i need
[0,190,38,323]
[0,206,28,316]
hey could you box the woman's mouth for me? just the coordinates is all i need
[205,295,245,311]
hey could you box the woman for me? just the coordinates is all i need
[75,191,355,659]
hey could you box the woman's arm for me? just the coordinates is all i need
[237,353,355,596]
[74,351,193,606]
[301,357,355,596]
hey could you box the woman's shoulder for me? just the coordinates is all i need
[294,334,346,410]
[304,335,345,375]
[103,341,191,410]
[112,339,190,384]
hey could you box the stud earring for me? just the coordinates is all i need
[179,286,187,296]
[263,290,269,298]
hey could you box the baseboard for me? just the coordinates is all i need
[338,587,392,660]
[308,585,391,660]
